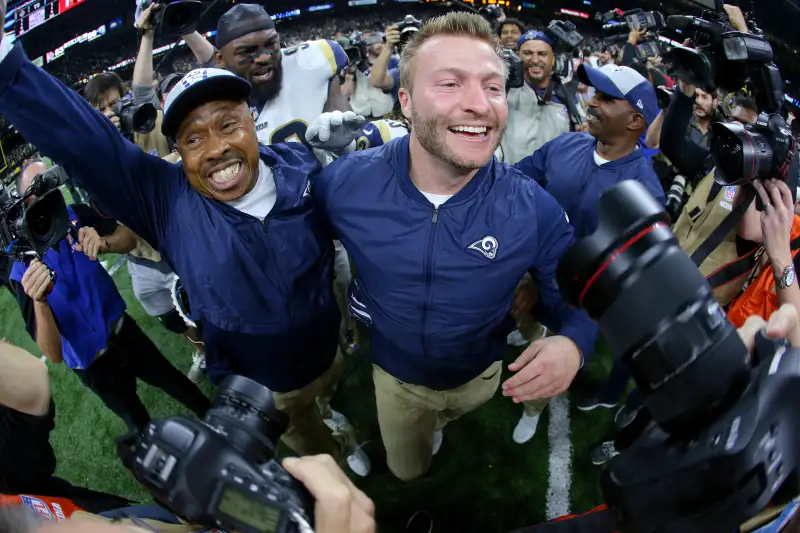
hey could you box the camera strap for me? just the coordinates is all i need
[548,79,582,131]
[690,185,755,268]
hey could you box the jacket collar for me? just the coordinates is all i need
[591,139,646,169]
[390,134,494,207]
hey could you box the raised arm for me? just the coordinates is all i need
[0,40,175,247]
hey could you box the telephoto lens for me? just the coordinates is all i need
[557,180,751,436]
[664,173,687,222]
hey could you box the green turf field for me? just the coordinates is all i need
[0,199,622,531]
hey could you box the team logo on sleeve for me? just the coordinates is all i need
[468,236,499,260]
[20,496,55,520]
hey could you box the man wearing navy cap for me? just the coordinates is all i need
[501,30,585,166]
[0,17,369,475]
[509,63,665,445]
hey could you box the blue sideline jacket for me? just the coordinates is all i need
[514,132,665,239]
[0,42,338,393]
[314,135,598,390]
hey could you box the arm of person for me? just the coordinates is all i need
[15,263,63,364]
[0,39,175,248]
[646,109,664,149]
[502,180,599,403]
[512,140,550,187]
[71,204,138,257]
[132,5,157,91]
[340,67,356,100]
[660,83,711,181]
[183,31,217,67]
[0,340,50,416]
[369,29,400,91]
[320,40,351,113]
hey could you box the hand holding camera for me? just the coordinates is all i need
[384,25,401,47]
[21,259,54,303]
[135,1,160,34]
[103,108,122,132]
[754,178,794,271]
[282,455,376,533]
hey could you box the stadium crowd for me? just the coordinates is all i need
[0,1,799,533]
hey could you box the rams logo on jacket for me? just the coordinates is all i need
[468,236,499,260]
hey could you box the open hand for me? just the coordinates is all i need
[21,259,53,303]
[75,226,107,261]
[283,455,375,533]
[502,335,582,402]
[306,111,366,152]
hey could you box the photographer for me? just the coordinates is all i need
[0,340,133,512]
[342,33,397,120]
[7,162,210,431]
[368,24,402,97]
[502,30,582,165]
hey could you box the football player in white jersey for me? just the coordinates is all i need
[186,4,358,352]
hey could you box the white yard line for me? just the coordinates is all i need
[546,393,573,520]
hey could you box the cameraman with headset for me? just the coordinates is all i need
[341,32,397,121]
[7,161,210,432]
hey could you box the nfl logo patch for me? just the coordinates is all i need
[724,186,737,202]
[20,496,55,520]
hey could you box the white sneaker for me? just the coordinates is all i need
[506,329,529,347]
[324,410,351,432]
[432,429,443,456]
[347,446,371,477]
[187,351,206,383]
[512,412,541,444]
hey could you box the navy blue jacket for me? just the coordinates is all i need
[514,133,665,239]
[0,43,338,393]
[10,206,126,370]
[314,135,598,390]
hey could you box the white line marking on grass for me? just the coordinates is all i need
[546,393,572,520]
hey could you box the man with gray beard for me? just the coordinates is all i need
[310,12,597,482]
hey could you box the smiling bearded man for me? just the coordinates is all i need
[309,11,598,482]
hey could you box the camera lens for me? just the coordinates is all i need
[711,122,774,185]
[203,376,289,463]
[557,181,750,435]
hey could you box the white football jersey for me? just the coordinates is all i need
[253,39,348,146]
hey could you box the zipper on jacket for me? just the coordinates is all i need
[259,216,293,318]
[420,206,439,355]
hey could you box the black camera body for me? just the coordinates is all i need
[114,93,157,136]
[557,180,800,533]
[394,15,423,48]
[0,166,71,260]
[478,5,503,23]
[138,0,204,37]
[117,375,314,533]
[502,49,525,90]
[345,33,383,72]
[601,9,666,34]
[544,20,583,80]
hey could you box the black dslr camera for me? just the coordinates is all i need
[117,375,314,533]
[558,180,799,533]
[394,14,423,49]
[0,165,71,261]
[136,0,204,37]
[345,33,384,72]
[663,0,798,196]
[114,93,157,136]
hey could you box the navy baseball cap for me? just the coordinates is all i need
[517,30,553,51]
[578,63,659,126]
[161,68,252,138]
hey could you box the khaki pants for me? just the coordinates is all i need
[273,351,355,463]
[373,361,502,481]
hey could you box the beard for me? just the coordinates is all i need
[410,105,504,171]
[250,62,284,108]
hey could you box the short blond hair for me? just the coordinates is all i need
[398,12,506,92]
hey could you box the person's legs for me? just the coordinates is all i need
[273,352,355,461]
[76,349,150,431]
[437,361,502,428]
[373,365,444,482]
[113,314,211,418]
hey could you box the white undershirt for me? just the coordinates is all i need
[224,159,277,219]
[421,191,453,208]
[593,150,611,166]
